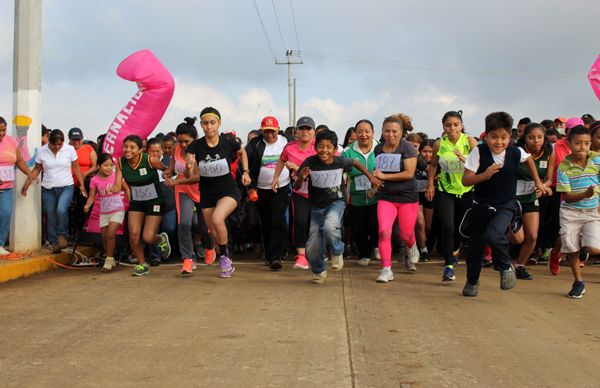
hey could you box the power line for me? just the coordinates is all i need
[303,50,579,80]
[253,0,277,61]
[289,0,301,49]
[272,0,287,50]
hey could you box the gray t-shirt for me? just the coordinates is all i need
[374,139,418,203]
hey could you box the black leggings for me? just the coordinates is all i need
[291,192,310,249]
[349,204,379,259]
[434,190,473,265]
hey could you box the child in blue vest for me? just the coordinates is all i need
[461,112,551,297]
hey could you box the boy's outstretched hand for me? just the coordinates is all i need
[484,163,501,180]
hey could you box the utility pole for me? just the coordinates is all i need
[11,0,42,252]
[276,50,302,127]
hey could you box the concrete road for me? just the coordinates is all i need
[2,259,600,387]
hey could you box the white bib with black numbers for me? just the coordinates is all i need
[354,174,372,190]
[198,158,229,178]
[100,195,124,213]
[0,166,15,182]
[516,180,536,196]
[310,169,343,189]
[375,154,402,172]
[131,183,159,201]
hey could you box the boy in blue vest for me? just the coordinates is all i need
[461,112,551,297]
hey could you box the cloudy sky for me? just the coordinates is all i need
[1,0,599,142]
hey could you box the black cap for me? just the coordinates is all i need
[68,127,84,140]
[296,116,315,129]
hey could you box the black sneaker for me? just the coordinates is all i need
[567,281,585,299]
[150,258,161,266]
[462,282,479,297]
[500,267,517,290]
[579,248,590,263]
[420,251,430,262]
[515,266,534,280]
[269,260,282,271]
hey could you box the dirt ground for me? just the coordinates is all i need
[2,259,600,387]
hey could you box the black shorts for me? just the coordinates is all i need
[129,201,163,216]
[520,200,539,214]
[419,192,434,209]
[199,188,241,209]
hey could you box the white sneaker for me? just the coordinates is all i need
[102,256,116,272]
[357,257,370,266]
[0,246,10,256]
[405,258,417,272]
[407,243,420,264]
[376,267,394,283]
[372,248,381,261]
[311,271,327,284]
[331,254,344,270]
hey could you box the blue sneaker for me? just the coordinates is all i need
[219,255,235,278]
[442,265,455,281]
[567,281,585,299]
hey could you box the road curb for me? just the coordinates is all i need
[0,246,97,283]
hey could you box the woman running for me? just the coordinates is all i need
[185,107,251,278]
[425,111,478,281]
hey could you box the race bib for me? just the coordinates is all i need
[354,174,372,190]
[539,160,548,169]
[296,180,309,195]
[415,179,428,193]
[100,195,124,213]
[139,168,147,176]
[175,160,186,175]
[0,166,16,182]
[439,157,465,174]
[131,183,159,201]
[311,169,343,189]
[516,180,536,196]
[198,158,229,177]
[375,153,402,172]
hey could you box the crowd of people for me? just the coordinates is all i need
[0,110,598,298]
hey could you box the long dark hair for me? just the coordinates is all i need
[517,123,553,155]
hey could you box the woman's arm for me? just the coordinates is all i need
[14,148,35,180]
[544,152,556,187]
[111,162,123,194]
[83,150,98,178]
[425,140,440,201]
[237,147,251,186]
[72,161,88,197]
[271,159,286,192]
[148,156,166,170]
[21,163,43,196]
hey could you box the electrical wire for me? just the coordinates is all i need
[272,0,287,50]
[289,0,301,50]
[253,0,278,61]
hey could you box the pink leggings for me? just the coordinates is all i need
[377,200,419,268]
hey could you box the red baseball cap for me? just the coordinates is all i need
[260,116,280,131]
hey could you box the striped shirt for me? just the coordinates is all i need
[557,151,600,210]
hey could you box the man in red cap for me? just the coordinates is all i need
[245,116,292,270]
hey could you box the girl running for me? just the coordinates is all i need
[425,111,478,281]
[112,135,171,276]
[185,107,251,278]
[84,153,129,272]
[513,123,555,280]
[164,117,215,275]
[372,114,419,283]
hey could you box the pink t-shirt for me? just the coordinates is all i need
[90,172,126,214]
[279,139,316,197]
[552,138,571,187]
[0,136,18,190]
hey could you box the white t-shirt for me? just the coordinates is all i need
[35,144,78,189]
[257,136,290,190]
[464,146,529,172]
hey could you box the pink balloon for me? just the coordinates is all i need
[102,49,175,157]
[588,55,600,101]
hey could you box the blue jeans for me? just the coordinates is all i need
[42,186,74,245]
[306,200,346,274]
[0,189,13,246]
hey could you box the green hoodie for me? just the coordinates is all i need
[341,140,379,206]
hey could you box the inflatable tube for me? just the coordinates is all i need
[589,55,600,101]
[102,49,175,158]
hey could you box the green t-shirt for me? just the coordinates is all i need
[437,133,473,196]
[120,153,164,205]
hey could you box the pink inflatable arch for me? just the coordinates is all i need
[589,55,600,101]
[102,49,175,158]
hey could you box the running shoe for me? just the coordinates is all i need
[407,243,419,264]
[500,267,517,290]
[442,265,455,281]
[269,259,282,271]
[181,258,194,276]
[376,267,394,283]
[311,271,327,284]
[462,282,479,297]
[102,256,116,272]
[538,248,550,263]
[567,281,585,299]
[132,264,149,276]
[420,250,430,262]
[204,248,216,265]
[371,248,381,261]
[357,257,370,266]
[331,254,344,270]
[150,258,161,266]
[219,255,235,278]
[344,244,352,259]
[0,246,10,256]
[548,246,561,276]
[158,232,171,259]
[580,248,590,263]
[515,266,534,280]
[293,254,310,270]
[404,256,417,272]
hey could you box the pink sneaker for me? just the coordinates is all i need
[293,254,309,270]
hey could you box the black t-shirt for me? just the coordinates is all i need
[374,140,418,203]
[187,137,241,196]
[299,155,354,208]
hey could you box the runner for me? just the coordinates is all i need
[185,107,251,278]
[112,135,171,276]
[425,111,478,281]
